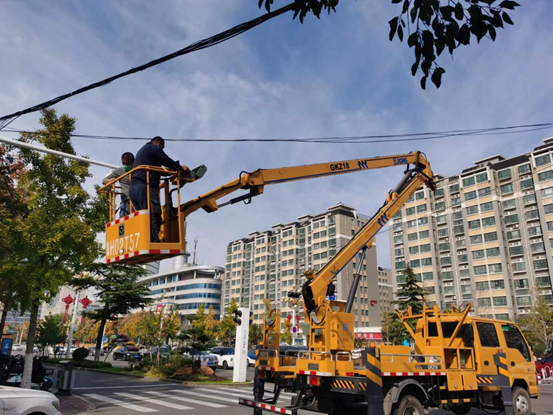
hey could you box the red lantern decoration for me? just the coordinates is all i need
[62,295,74,323]
[79,296,93,324]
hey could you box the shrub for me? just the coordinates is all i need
[199,366,215,376]
[72,347,90,362]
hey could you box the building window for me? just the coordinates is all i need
[465,190,477,201]
[408,246,418,255]
[535,154,551,167]
[509,246,524,256]
[440,256,452,266]
[476,172,489,183]
[523,193,536,205]
[528,225,542,237]
[468,219,481,229]
[486,247,500,257]
[518,164,531,175]
[454,225,465,235]
[470,234,483,244]
[533,259,548,270]
[439,242,450,252]
[525,210,539,221]
[473,265,487,276]
[489,263,502,273]
[477,298,493,308]
[498,169,512,181]
[419,230,430,239]
[406,207,416,216]
[482,217,496,227]
[437,214,447,224]
[476,281,489,291]
[502,199,516,210]
[417,204,427,213]
[435,188,445,198]
[420,244,431,253]
[435,201,446,211]
[507,230,521,240]
[504,214,519,225]
[512,262,526,272]
[520,178,534,190]
[449,183,460,193]
[541,187,553,199]
[438,228,449,238]
[452,197,461,207]
[491,279,505,289]
[478,187,491,198]
[467,205,479,215]
[463,176,476,187]
[539,170,553,182]
[501,184,514,195]
[480,202,493,212]
[472,249,485,260]
[410,259,421,268]
[408,233,418,241]
[493,296,508,307]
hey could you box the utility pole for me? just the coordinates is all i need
[66,290,80,358]
[192,237,198,265]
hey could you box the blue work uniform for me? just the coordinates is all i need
[129,143,184,242]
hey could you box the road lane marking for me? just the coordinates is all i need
[75,384,171,390]
[84,394,158,413]
[115,393,193,410]
[144,391,227,408]
[171,390,238,404]
[195,387,244,397]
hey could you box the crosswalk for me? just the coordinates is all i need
[84,386,296,413]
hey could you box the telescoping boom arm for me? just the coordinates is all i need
[179,152,432,218]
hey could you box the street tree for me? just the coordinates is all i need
[217,298,239,346]
[259,0,521,89]
[135,309,180,366]
[0,109,103,388]
[73,263,152,361]
[117,311,149,341]
[36,314,66,355]
[249,324,263,348]
[382,266,426,345]
[517,291,553,356]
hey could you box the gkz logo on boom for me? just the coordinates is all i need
[393,157,408,165]
[377,213,389,227]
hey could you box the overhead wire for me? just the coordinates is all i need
[0,2,297,126]
[2,122,552,145]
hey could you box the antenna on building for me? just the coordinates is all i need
[193,237,199,265]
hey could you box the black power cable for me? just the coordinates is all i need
[0,2,296,125]
[2,123,552,145]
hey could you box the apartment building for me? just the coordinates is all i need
[389,137,553,320]
[377,266,393,317]
[223,203,381,331]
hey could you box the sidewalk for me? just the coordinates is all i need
[58,394,95,415]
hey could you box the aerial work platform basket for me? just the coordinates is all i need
[99,165,206,265]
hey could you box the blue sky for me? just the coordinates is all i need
[1,1,553,271]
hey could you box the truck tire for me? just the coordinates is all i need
[393,395,424,415]
[512,386,531,415]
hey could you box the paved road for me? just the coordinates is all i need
[69,370,552,415]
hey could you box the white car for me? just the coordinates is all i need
[0,385,61,415]
[12,344,23,352]
[210,347,235,369]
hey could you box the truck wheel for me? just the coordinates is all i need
[512,386,531,415]
[451,405,470,415]
[393,395,424,415]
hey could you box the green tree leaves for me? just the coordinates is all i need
[389,0,520,88]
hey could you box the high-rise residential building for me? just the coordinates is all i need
[223,203,381,334]
[377,266,393,317]
[389,137,553,320]
[140,253,224,326]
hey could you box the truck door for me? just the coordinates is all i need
[499,324,533,381]
[473,321,501,376]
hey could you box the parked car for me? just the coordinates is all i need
[142,346,170,360]
[0,385,61,414]
[88,346,105,356]
[112,346,142,361]
[535,355,553,374]
[247,348,256,366]
[181,347,218,372]
[210,347,235,369]
[12,344,23,352]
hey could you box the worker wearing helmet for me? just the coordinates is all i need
[102,152,134,217]
[129,136,188,242]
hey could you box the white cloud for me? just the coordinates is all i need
[1,1,553,273]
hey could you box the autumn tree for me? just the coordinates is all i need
[73,263,152,361]
[259,0,521,89]
[74,318,101,345]
[249,324,263,348]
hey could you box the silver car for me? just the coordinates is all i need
[0,385,61,414]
